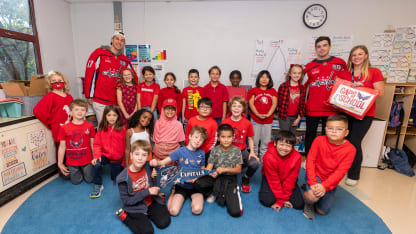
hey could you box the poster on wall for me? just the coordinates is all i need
[138,44,151,63]
[152,49,167,61]
[251,36,352,88]
[125,45,138,62]
[27,130,47,151]
[1,137,26,186]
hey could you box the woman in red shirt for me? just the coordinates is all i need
[338,45,385,186]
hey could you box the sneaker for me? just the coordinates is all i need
[90,184,104,198]
[206,194,216,203]
[241,176,251,193]
[303,203,315,220]
[345,178,359,186]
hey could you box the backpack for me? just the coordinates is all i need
[388,101,404,128]
[408,98,416,127]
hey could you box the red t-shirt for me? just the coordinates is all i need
[58,121,95,166]
[337,67,384,117]
[287,85,300,116]
[137,82,160,108]
[33,92,73,142]
[221,117,254,150]
[185,116,218,153]
[304,56,347,116]
[202,82,229,118]
[127,166,152,207]
[248,87,277,124]
[226,86,248,101]
[182,86,203,119]
[158,87,182,118]
[306,136,356,191]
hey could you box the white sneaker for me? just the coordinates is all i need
[206,194,216,203]
[345,178,358,186]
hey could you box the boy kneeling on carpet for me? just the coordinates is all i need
[193,124,244,217]
[116,140,171,233]
[303,115,356,220]
[258,130,305,211]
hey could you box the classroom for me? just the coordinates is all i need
[0,0,416,233]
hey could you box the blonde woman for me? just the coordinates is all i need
[338,45,385,186]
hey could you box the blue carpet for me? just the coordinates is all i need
[3,168,391,234]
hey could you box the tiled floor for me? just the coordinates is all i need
[0,168,415,234]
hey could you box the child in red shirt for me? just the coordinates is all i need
[182,69,203,126]
[277,65,306,135]
[137,66,160,121]
[157,72,182,119]
[34,71,73,170]
[202,66,229,126]
[248,70,278,159]
[90,105,126,199]
[221,96,259,193]
[116,140,170,233]
[57,99,95,184]
[303,115,356,220]
[185,97,218,160]
[259,130,304,211]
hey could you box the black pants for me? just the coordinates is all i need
[92,155,123,185]
[123,202,171,234]
[305,116,328,156]
[346,115,373,180]
[258,175,304,210]
[194,175,243,217]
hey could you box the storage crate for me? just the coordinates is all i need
[0,101,22,117]
[6,95,43,116]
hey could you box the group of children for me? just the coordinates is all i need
[33,63,357,233]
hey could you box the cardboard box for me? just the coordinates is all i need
[1,75,47,96]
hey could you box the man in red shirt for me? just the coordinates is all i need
[303,115,355,220]
[84,31,138,124]
[304,36,347,155]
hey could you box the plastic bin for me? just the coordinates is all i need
[6,95,43,116]
[0,105,7,117]
[4,101,22,117]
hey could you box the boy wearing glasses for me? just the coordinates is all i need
[303,115,356,220]
[185,97,218,163]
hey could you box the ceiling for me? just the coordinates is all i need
[65,0,301,3]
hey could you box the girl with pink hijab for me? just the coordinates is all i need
[153,98,185,161]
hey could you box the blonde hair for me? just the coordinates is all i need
[190,126,208,141]
[131,140,152,153]
[229,96,247,113]
[285,64,304,83]
[46,71,70,92]
[347,45,371,81]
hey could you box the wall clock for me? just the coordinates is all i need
[303,4,327,29]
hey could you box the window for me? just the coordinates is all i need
[0,0,42,82]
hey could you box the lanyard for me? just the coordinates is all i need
[351,68,362,83]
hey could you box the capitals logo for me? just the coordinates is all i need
[70,129,84,148]
[310,73,336,90]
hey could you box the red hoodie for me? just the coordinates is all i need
[261,141,302,207]
[93,126,126,162]
[33,92,73,142]
[306,136,355,191]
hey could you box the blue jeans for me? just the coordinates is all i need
[92,156,123,185]
[305,174,337,213]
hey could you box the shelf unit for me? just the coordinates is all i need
[375,83,416,154]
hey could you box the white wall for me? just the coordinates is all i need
[34,0,79,97]
[70,0,416,90]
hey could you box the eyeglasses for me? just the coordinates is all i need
[198,105,211,110]
[325,127,346,132]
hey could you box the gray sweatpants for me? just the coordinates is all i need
[68,164,93,185]
[253,122,272,159]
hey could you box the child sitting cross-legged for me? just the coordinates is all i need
[303,114,356,220]
[193,124,243,217]
[259,130,304,211]
[150,126,208,216]
[116,140,170,234]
